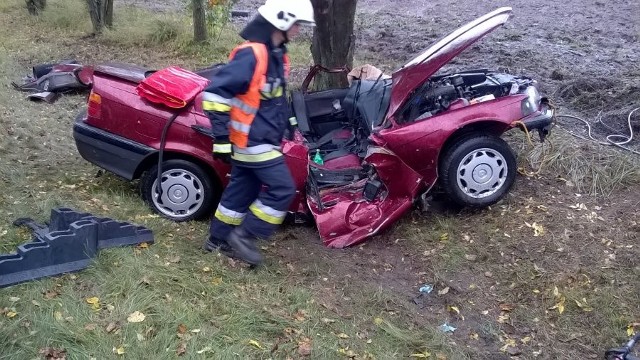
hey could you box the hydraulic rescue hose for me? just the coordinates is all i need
[155,104,192,197]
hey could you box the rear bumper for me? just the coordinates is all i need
[72,110,153,180]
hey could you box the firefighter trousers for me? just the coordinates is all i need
[208,158,295,245]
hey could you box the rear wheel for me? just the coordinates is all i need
[440,135,516,207]
[140,159,217,222]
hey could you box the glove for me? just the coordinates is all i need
[212,139,232,164]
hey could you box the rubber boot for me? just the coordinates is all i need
[203,237,236,259]
[225,228,263,266]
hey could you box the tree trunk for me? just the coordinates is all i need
[86,0,104,33]
[310,0,357,90]
[192,0,208,42]
[86,0,113,33]
[104,0,114,28]
[25,0,46,15]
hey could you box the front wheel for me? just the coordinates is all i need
[140,159,217,222]
[439,135,516,207]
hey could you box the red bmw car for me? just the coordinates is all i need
[73,7,553,248]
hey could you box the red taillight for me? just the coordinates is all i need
[87,91,102,119]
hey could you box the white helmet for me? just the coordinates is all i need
[258,0,315,31]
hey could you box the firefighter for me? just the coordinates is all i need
[201,0,315,266]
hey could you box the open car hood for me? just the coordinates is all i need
[387,7,513,118]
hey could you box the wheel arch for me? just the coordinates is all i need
[134,151,224,197]
[438,120,509,170]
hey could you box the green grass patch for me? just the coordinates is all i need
[516,131,640,196]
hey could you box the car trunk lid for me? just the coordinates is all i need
[93,62,150,84]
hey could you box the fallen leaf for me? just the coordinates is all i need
[628,324,636,337]
[31,300,41,307]
[293,309,307,322]
[439,233,449,241]
[525,222,545,236]
[177,324,187,334]
[6,311,17,318]
[105,322,119,333]
[177,341,187,356]
[137,333,145,341]
[136,242,149,249]
[190,329,201,334]
[448,306,464,320]
[127,311,146,323]
[39,347,67,360]
[43,290,60,299]
[167,255,181,263]
[196,346,212,354]
[338,347,357,357]
[248,339,264,349]
[549,296,566,314]
[322,318,336,324]
[499,303,515,312]
[438,287,450,296]
[9,296,20,302]
[336,333,350,339]
[114,346,125,355]
[470,333,479,340]
[464,254,477,261]
[54,311,63,320]
[298,339,312,356]
[85,297,100,310]
[202,267,211,272]
[374,318,383,326]
[500,338,517,353]
[410,351,431,358]
[211,277,223,286]
[84,323,97,331]
[574,298,594,312]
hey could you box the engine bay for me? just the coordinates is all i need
[398,70,536,123]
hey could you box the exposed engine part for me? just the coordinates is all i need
[399,70,535,123]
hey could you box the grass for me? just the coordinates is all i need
[513,130,640,196]
[0,1,458,359]
[1,0,639,359]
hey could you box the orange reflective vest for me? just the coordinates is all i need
[228,42,290,149]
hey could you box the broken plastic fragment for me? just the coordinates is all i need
[439,323,456,333]
[419,284,433,294]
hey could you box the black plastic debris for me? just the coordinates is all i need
[0,207,154,288]
[10,60,93,103]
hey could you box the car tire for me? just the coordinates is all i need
[140,159,217,222]
[440,135,516,207]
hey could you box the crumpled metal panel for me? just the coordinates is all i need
[308,147,422,248]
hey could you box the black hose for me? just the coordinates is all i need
[155,108,187,196]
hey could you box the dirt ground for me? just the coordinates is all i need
[231,0,640,358]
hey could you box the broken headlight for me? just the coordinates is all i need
[521,85,541,117]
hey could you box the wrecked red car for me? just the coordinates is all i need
[73,7,553,248]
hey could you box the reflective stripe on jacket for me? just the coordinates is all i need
[201,41,291,165]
